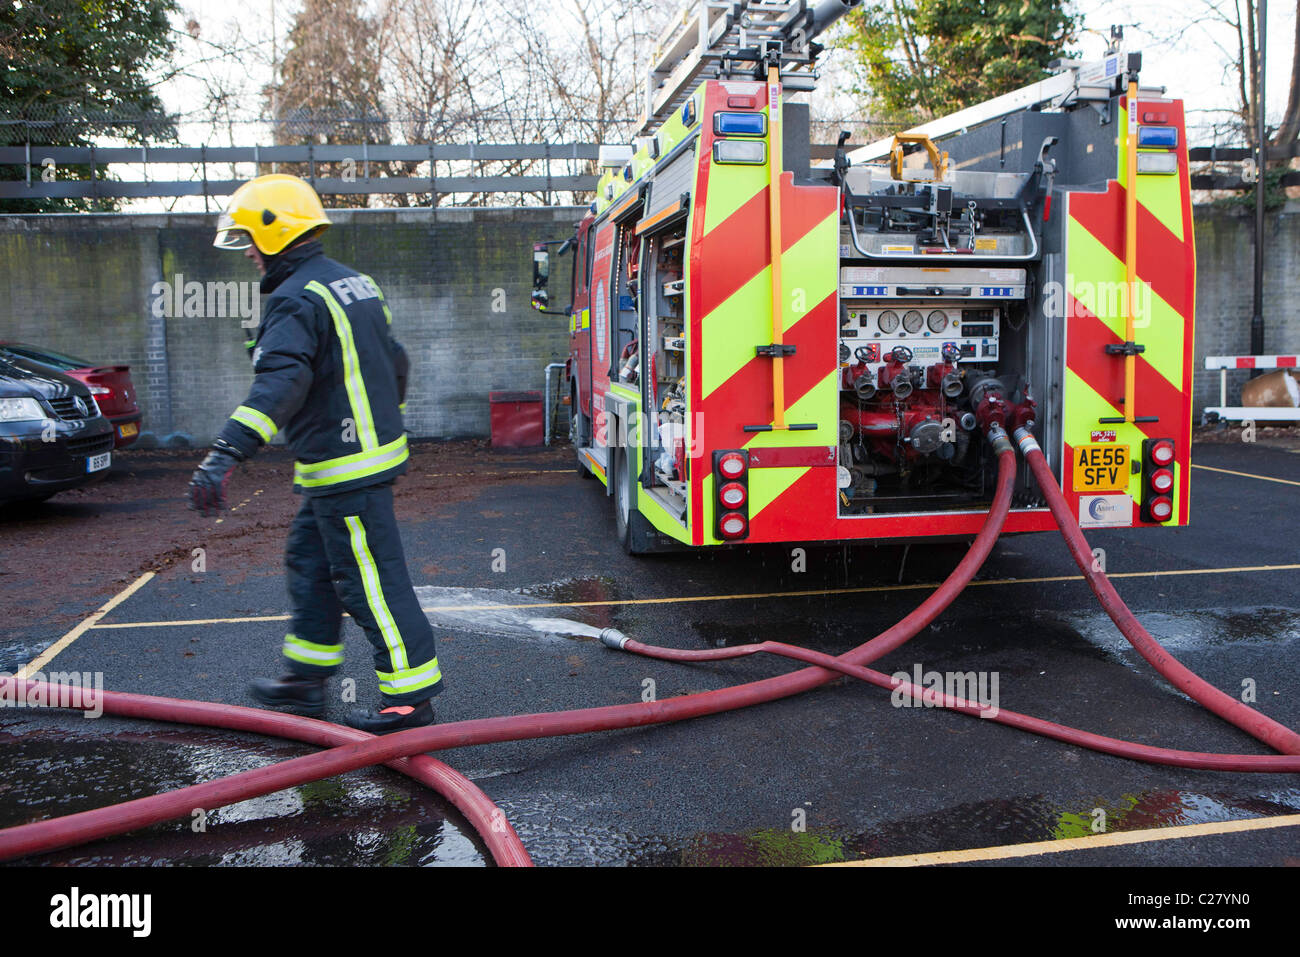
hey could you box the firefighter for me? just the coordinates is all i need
[187,173,442,733]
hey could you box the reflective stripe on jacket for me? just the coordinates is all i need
[218,242,410,497]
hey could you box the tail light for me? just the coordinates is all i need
[719,481,747,509]
[713,450,750,541]
[718,512,748,540]
[717,451,747,480]
[1147,497,1174,522]
[1149,439,1175,467]
[1140,438,1177,523]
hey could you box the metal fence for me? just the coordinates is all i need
[0,143,603,205]
[1189,144,1300,191]
[3,138,1289,205]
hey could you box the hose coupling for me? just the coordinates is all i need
[1012,426,1041,457]
[599,628,630,650]
[985,423,1013,456]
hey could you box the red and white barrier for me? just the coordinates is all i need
[1203,354,1300,422]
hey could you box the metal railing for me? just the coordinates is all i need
[6,139,1292,204]
[0,143,602,204]
[1189,144,1300,191]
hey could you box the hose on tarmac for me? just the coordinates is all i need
[0,686,533,867]
[0,445,1019,864]
[1013,427,1300,756]
[602,428,1300,769]
[7,430,1293,866]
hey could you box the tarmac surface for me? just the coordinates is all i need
[1,430,1298,867]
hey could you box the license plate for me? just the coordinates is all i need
[1072,443,1128,492]
[119,422,138,438]
[87,452,111,473]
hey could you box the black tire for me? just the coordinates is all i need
[613,447,632,549]
[612,448,655,555]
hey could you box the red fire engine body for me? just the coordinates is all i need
[531,1,1195,554]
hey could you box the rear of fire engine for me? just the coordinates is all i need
[530,0,1195,554]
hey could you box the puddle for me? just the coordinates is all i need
[519,576,626,606]
[414,585,604,642]
[0,728,485,866]
[1054,606,1300,658]
[0,643,44,673]
[612,786,1300,866]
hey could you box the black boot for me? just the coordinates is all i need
[344,698,435,734]
[249,674,326,715]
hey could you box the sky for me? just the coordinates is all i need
[137,0,1298,211]
[160,0,1299,146]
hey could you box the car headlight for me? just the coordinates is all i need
[0,397,46,422]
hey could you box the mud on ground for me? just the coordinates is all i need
[0,439,571,637]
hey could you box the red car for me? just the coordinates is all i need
[0,343,142,448]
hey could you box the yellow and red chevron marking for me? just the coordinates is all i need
[687,81,839,544]
[1063,97,1195,526]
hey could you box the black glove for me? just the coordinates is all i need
[188,439,245,516]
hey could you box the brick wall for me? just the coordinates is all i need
[1192,202,1300,413]
[0,202,1294,445]
[0,206,582,445]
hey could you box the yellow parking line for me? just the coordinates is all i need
[1192,463,1300,487]
[423,469,570,478]
[824,812,1300,867]
[19,571,156,676]
[87,563,1300,630]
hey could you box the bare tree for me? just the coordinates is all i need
[1124,0,1300,155]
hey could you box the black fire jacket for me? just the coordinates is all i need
[217,240,410,496]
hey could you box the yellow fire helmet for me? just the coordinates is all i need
[213,174,332,255]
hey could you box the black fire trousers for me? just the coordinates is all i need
[280,481,443,706]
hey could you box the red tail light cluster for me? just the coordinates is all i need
[713,450,750,540]
[1140,438,1176,523]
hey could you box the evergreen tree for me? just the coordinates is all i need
[0,0,178,212]
[843,0,1079,128]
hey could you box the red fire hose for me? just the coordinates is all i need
[1012,427,1300,756]
[7,427,1293,865]
[598,426,1300,769]
[601,638,1300,772]
[0,686,532,867]
[0,442,1020,863]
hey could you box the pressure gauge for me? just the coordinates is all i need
[927,310,948,333]
[877,310,900,334]
[902,310,924,334]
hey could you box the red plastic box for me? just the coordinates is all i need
[489,390,545,447]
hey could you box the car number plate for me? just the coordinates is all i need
[119,422,138,438]
[1072,443,1128,492]
[87,452,112,473]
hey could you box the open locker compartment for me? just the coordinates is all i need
[636,216,690,525]
[833,153,1049,518]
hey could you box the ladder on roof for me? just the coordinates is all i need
[844,52,1165,166]
[637,0,824,137]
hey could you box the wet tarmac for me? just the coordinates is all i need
[2,437,1300,866]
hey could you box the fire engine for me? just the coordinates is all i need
[530,0,1195,553]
